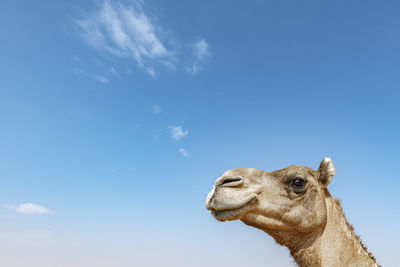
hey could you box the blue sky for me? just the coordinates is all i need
[0,0,399,266]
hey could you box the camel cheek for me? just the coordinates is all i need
[299,188,327,231]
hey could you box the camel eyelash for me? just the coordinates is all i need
[285,176,307,184]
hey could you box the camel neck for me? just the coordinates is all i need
[289,194,378,267]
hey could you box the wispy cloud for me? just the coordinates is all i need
[187,39,210,75]
[179,148,189,157]
[194,39,210,60]
[110,67,118,75]
[167,125,188,140]
[4,203,52,215]
[94,74,110,83]
[152,105,162,114]
[75,0,175,76]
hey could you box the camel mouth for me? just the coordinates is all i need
[210,198,257,222]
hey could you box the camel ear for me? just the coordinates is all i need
[318,157,335,187]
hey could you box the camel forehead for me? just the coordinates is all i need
[272,165,317,179]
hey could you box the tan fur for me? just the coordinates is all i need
[205,158,380,267]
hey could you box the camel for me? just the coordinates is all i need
[205,158,380,267]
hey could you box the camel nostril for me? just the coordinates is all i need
[220,177,242,186]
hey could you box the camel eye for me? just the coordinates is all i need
[289,178,307,192]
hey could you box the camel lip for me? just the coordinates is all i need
[208,194,257,211]
[210,198,258,222]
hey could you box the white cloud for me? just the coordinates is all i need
[179,148,189,157]
[194,39,210,60]
[152,105,161,114]
[4,203,52,215]
[187,64,201,76]
[188,39,210,75]
[75,0,175,76]
[167,125,188,140]
[94,74,110,83]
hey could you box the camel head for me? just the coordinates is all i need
[205,158,336,246]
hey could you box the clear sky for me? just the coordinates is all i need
[0,0,399,266]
